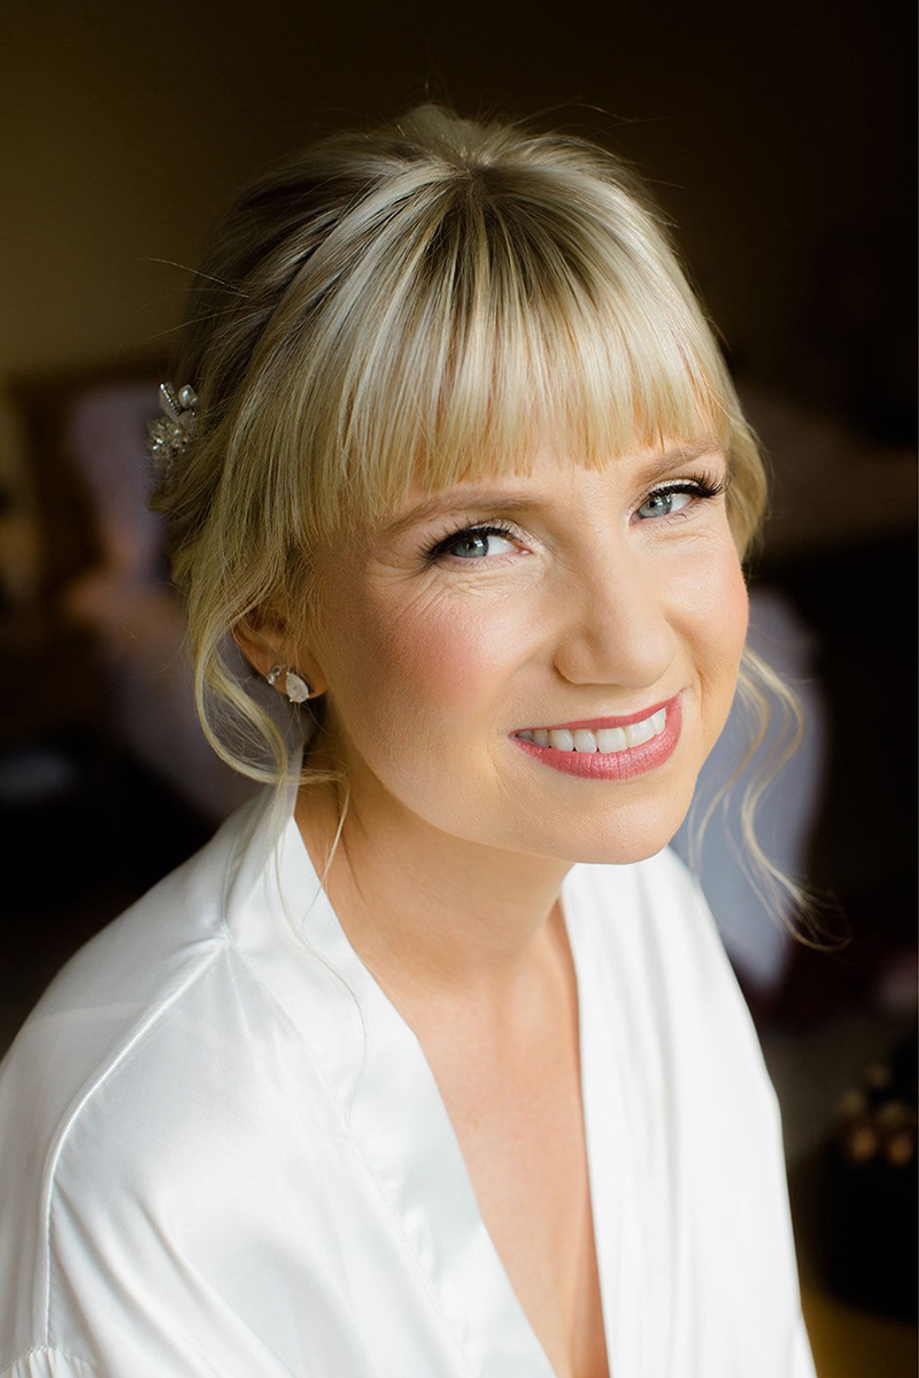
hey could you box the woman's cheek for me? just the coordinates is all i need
[376,591,528,722]
[693,547,750,740]
[721,552,751,663]
[675,535,749,655]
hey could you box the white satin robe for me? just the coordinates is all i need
[0,774,817,1378]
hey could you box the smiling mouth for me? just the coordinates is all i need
[512,703,671,755]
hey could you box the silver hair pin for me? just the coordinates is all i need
[147,381,198,479]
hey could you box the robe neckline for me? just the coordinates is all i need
[223,774,644,1377]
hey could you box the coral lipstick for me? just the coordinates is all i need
[510,693,682,780]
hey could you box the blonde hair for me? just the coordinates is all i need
[152,103,841,950]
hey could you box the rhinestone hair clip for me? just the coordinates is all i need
[147,381,198,480]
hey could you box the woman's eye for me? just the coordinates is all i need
[636,489,693,520]
[423,522,519,565]
[421,474,726,566]
[635,481,719,521]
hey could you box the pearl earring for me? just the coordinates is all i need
[266,665,312,703]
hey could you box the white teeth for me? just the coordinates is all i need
[518,708,667,755]
[596,726,628,752]
[548,728,574,751]
[624,717,655,747]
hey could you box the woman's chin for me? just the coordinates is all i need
[495,787,696,868]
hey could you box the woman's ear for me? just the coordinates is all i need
[232,611,290,682]
[232,609,329,698]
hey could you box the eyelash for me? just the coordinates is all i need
[419,472,729,567]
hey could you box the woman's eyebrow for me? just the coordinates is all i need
[382,442,725,535]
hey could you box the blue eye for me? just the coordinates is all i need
[422,521,520,565]
[635,477,726,521]
[636,488,693,520]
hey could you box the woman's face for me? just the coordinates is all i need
[298,438,749,865]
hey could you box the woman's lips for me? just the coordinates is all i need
[515,696,675,734]
[510,693,682,781]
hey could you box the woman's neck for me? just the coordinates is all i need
[293,765,573,1033]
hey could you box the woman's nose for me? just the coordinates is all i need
[551,546,679,693]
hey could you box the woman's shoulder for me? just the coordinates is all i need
[0,789,276,1195]
[11,791,257,1030]
[0,789,323,1365]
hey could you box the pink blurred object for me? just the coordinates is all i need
[60,381,258,823]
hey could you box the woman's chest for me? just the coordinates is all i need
[418,1016,611,1378]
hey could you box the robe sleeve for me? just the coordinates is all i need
[2,1351,101,1378]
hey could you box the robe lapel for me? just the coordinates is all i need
[564,865,649,1376]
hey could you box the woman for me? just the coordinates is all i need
[0,106,818,1377]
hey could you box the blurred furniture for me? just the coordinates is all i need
[3,361,257,824]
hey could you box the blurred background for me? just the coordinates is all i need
[0,1,915,1372]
